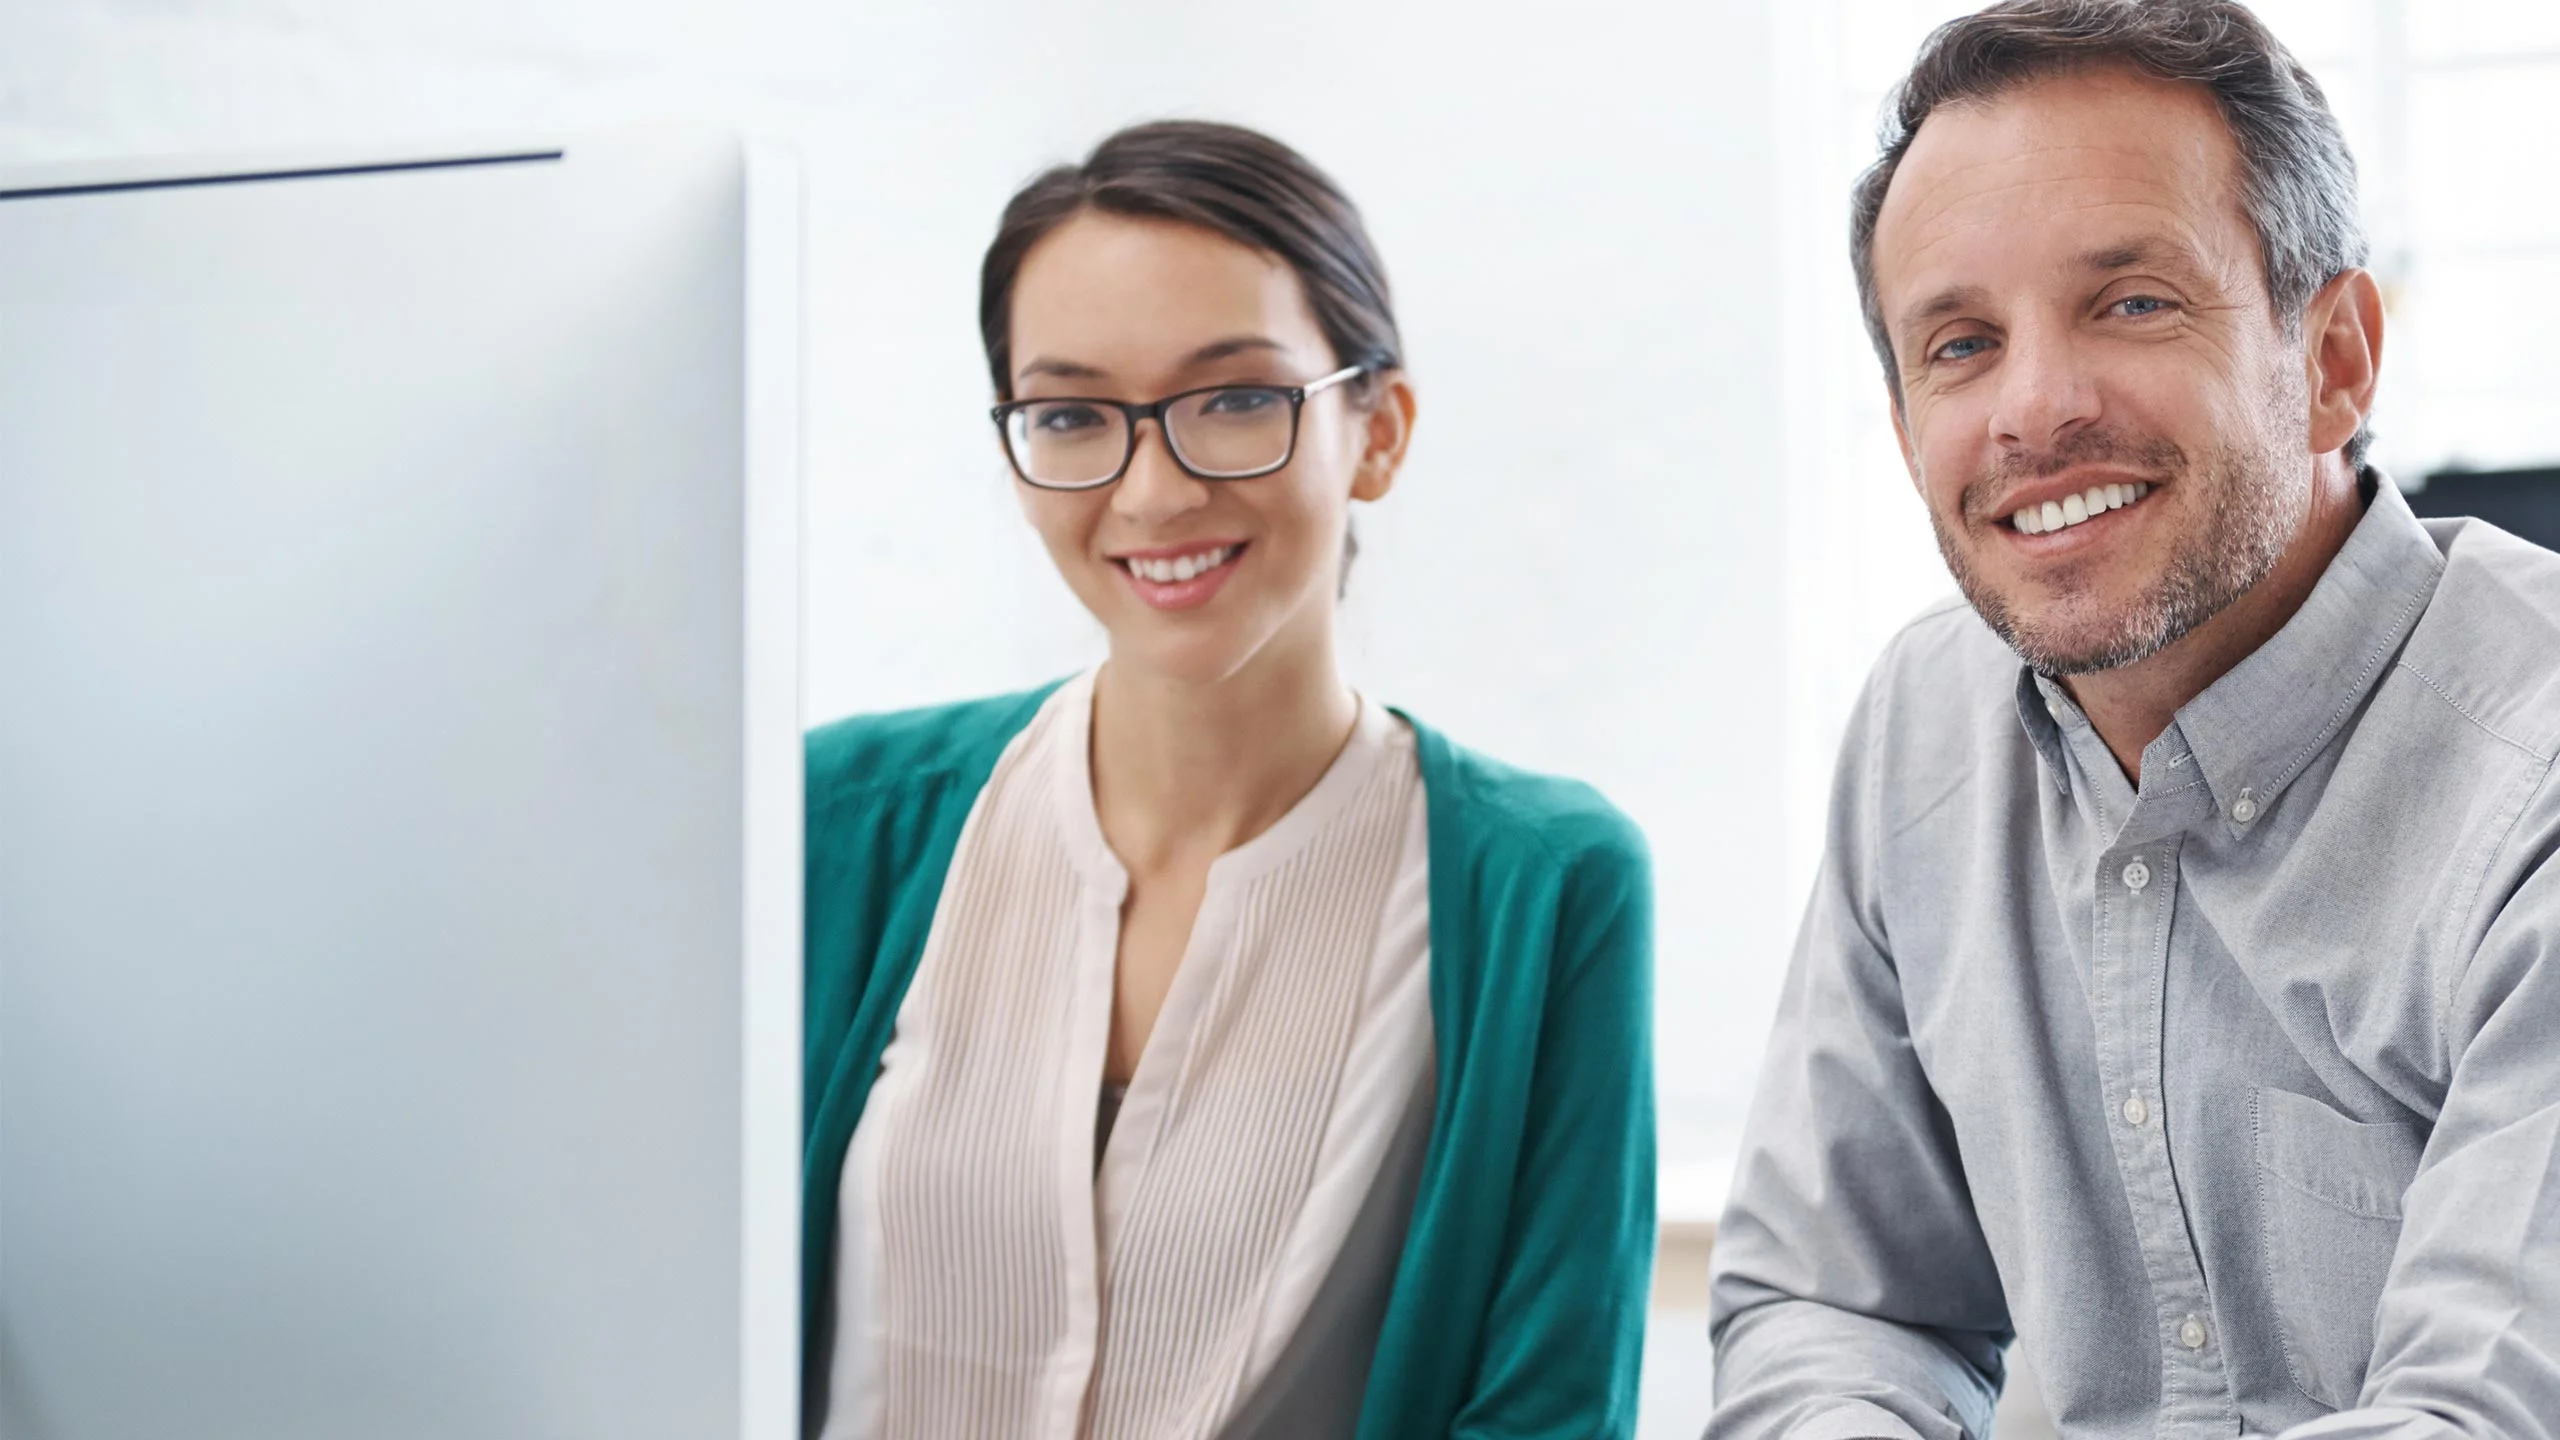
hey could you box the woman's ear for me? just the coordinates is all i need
[1349,371,1417,504]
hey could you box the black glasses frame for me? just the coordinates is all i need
[990,363,1369,492]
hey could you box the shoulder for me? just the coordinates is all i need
[1402,722,1654,1027]
[2405,518,2560,761]
[1865,592,2020,724]
[805,682,1065,814]
[1832,594,2030,791]
[1401,716,1649,898]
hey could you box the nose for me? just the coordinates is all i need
[1111,418,1211,525]
[1985,321,2101,458]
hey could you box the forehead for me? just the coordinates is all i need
[1872,65,2256,307]
[1008,211,1328,368]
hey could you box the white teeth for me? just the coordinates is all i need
[2012,481,2154,534]
[1130,545,1234,583]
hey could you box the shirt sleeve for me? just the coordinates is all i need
[2253,773,2560,1440]
[1451,812,1657,1440]
[1706,666,2013,1440]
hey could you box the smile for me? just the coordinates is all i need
[2008,481,2152,535]
[1111,541,1247,612]
[1120,543,1241,583]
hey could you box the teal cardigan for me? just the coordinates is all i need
[802,684,1656,1438]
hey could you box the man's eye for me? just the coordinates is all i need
[1933,335,1993,362]
[2113,295,2173,318]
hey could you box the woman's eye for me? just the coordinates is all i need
[1033,404,1107,433]
[1201,387,1281,415]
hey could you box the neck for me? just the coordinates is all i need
[1087,628,1359,875]
[2066,457,2366,782]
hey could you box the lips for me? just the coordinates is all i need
[1109,540,1247,611]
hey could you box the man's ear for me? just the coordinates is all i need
[2302,267,2383,459]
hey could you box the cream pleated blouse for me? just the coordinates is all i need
[817,670,1435,1440]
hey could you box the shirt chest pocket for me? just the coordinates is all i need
[2251,1085,2426,1410]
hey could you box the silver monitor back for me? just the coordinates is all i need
[0,130,802,1439]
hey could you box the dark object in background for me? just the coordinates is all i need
[2406,467,2560,553]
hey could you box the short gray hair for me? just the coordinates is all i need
[1850,0,2370,463]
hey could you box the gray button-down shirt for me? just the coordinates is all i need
[1708,480,2560,1440]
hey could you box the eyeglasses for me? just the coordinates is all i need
[991,363,1368,491]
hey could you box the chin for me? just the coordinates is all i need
[1109,622,1262,689]
[1996,593,2177,676]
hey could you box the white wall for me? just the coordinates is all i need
[1,0,1796,1214]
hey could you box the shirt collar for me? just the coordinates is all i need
[2174,473,2442,822]
[2014,668,2075,791]
[2012,471,2445,824]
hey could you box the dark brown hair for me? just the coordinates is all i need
[1850,0,2370,462]
[978,119,1402,402]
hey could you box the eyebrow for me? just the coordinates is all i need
[2074,238,2201,275]
[1013,335,1289,387]
[1181,335,1288,365]
[1015,355,1108,382]
[1896,284,1992,346]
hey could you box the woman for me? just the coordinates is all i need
[802,120,1653,1440]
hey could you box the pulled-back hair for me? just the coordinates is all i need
[980,119,1401,403]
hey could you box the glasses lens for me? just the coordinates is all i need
[1167,387,1294,477]
[1006,401,1130,488]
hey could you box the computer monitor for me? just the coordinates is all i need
[0,129,801,1439]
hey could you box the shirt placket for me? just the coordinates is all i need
[2092,796,2238,1435]
[1055,866,1126,1440]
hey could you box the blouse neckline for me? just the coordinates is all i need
[1050,666,1404,892]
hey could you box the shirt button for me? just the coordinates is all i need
[2231,790,2259,824]
[2122,1091,2149,1127]
[2122,859,2152,891]
[2179,1316,2208,1350]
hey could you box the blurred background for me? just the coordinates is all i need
[8,1,2554,1435]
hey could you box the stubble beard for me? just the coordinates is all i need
[1928,395,2306,678]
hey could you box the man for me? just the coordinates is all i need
[1707,3,2560,1438]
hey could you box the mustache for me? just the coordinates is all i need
[1959,428,2187,524]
